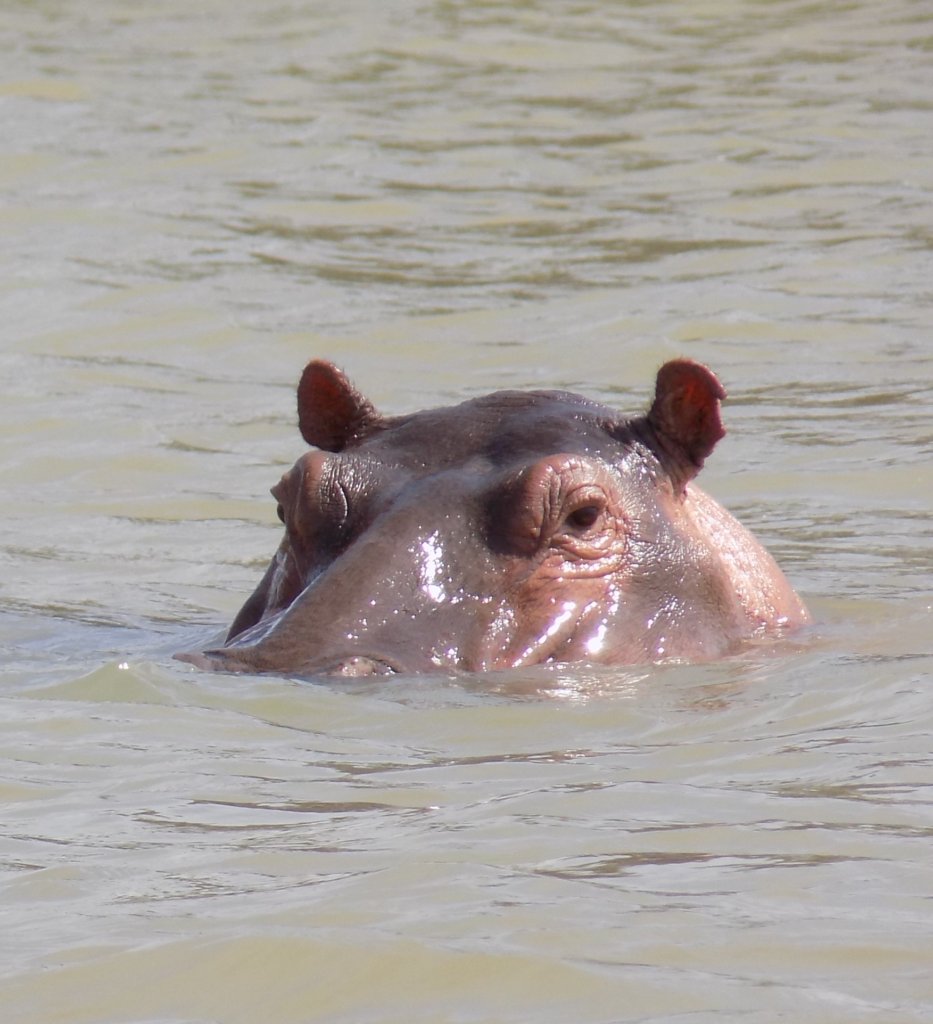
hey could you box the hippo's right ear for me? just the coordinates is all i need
[297,360,386,452]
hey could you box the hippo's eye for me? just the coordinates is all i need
[565,504,602,530]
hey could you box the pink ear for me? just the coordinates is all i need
[646,359,726,478]
[297,360,384,452]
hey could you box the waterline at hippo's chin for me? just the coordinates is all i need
[313,654,400,678]
[173,646,403,678]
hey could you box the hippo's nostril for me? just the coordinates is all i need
[324,655,398,678]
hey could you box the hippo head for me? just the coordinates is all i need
[177,358,807,678]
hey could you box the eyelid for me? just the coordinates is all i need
[564,503,602,530]
[560,484,607,525]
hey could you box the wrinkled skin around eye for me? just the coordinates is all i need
[227,450,353,639]
[493,455,635,664]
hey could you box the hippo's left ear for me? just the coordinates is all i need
[640,358,727,488]
[297,360,386,452]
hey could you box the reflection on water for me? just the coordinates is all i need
[2,0,932,1021]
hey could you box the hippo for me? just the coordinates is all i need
[177,358,808,678]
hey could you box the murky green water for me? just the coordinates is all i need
[2,1,932,1021]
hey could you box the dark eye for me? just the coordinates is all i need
[565,504,602,530]
[276,503,286,524]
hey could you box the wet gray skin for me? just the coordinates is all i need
[176,359,809,678]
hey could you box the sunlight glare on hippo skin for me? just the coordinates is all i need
[583,588,621,657]
[514,600,579,665]
[584,621,608,657]
[418,532,448,604]
[544,601,577,641]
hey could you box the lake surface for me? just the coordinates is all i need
[2,1,932,1021]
